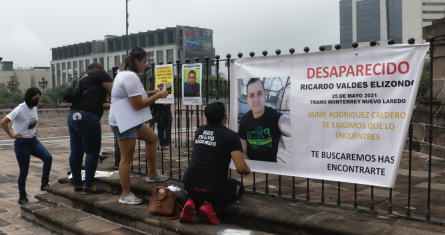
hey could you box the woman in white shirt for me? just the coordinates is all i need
[0,88,53,205]
[109,47,169,204]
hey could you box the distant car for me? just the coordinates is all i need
[185,39,204,51]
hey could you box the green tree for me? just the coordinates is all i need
[43,84,67,104]
[0,75,25,105]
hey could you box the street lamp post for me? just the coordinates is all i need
[38,77,48,104]
[7,81,17,104]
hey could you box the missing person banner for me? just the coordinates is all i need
[229,44,429,187]
[155,65,174,104]
[182,63,203,105]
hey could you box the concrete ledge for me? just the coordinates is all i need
[47,177,445,235]
[20,201,147,235]
[36,186,270,235]
[403,137,445,159]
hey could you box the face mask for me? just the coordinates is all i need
[30,99,39,107]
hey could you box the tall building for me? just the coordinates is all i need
[50,25,214,88]
[339,0,445,49]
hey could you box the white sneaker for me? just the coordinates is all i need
[146,172,169,182]
[119,192,143,205]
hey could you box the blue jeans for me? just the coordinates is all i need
[67,110,101,187]
[14,137,52,193]
[157,122,171,146]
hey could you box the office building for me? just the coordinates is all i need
[50,26,215,88]
[339,0,445,49]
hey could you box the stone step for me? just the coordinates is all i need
[20,200,148,235]
[40,176,445,235]
[36,184,270,235]
[404,137,445,159]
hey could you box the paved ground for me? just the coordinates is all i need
[1,124,445,234]
[0,125,115,234]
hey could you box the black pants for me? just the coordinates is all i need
[182,178,244,215]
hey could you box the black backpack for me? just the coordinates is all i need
[62,74,97,103]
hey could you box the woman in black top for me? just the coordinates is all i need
[67,63,113,194]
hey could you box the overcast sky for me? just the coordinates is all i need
[0,0,340,68]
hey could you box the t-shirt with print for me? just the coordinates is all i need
[183,124,243,192]
[70,69,112,118]
[238,106,283,162]
[6,102,38,138]
[108,70,150,126]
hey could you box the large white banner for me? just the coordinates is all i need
[229,44,429,187]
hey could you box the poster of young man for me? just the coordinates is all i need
[237,78,292,164]
[155,65,174,104]
[229,44,429,187]
[182,63,203,105]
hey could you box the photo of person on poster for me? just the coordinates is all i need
[166,83,172,94]
[158,83,164,91]
[238,78,291,163]
[184,70,200,97]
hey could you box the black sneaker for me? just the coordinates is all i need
[18,193,30,205]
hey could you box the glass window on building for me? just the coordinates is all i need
[85,59,90,69]
[51,64,56,88]
[148,51,154,65]
[356,0,381,43]
[340,0,353,49]
[114,55,121,67]
[73,61,78,78]
[79,60,84,74]
[107,57,113,73]
[387,0,402,44]
[148,34,155,46]
[67,62,72,81]
[156,50,164,64]
[62,63,67,85]
[93,58,97,63]
[56,63,61,87]
[139,35,146,47]
[99,58,104,66]
[167,49,173,63]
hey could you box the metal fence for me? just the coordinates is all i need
[113,37,445,223]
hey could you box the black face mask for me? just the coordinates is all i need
[30,99,39,107]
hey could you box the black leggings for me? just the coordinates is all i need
[182,178,244,215]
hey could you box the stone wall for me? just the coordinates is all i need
[423,17,445,80]
[0,109,109,129]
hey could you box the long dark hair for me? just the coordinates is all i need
[81,62,104,76]
[24,87,42,107]
[119,47,147,73]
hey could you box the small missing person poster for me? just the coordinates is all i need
[155,65,174,104]
[182,63,203,105]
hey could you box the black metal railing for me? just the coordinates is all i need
[112,37,445,223]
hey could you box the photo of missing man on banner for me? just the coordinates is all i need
[157,83,164,91]
[237,77,292,163]
[166,83,172,94]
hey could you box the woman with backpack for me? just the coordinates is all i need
[0,88,53,204]
[67,63,113,194]
[109,47,169,205]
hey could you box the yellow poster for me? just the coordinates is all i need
[155,64,174,104]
